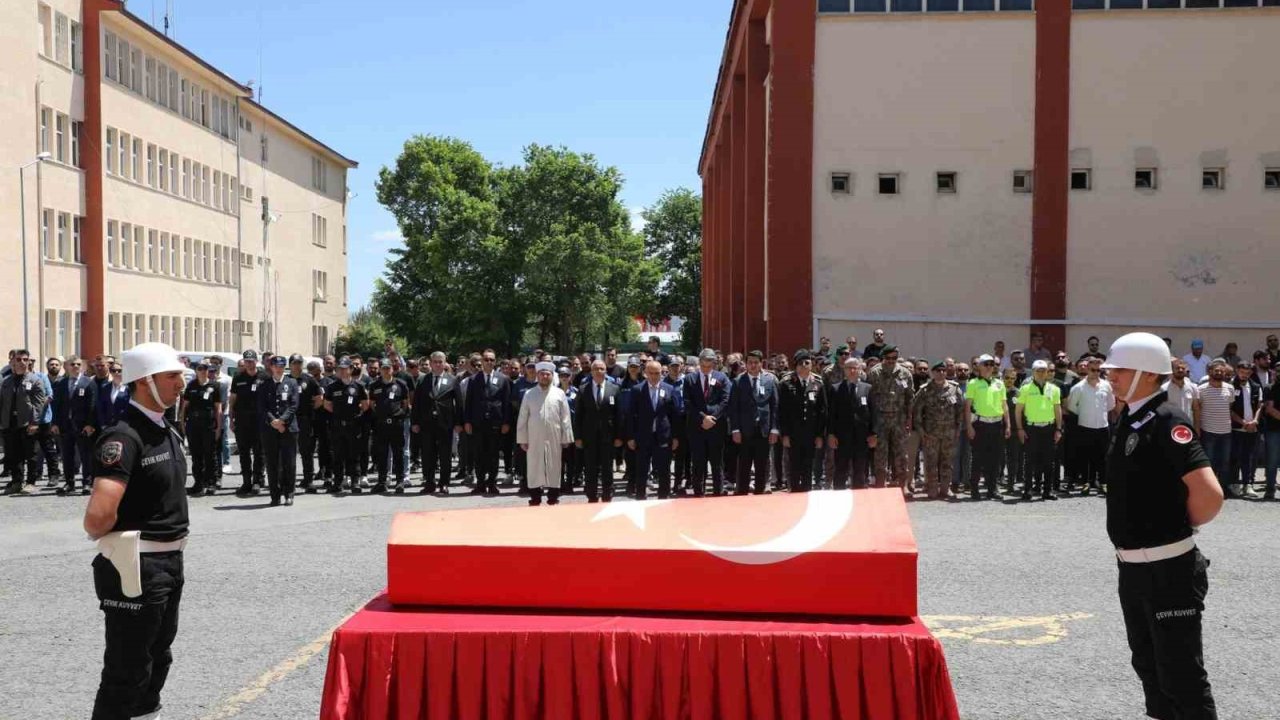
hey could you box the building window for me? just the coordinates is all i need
[830,172,851,194]
[54,113,66,163]
[132,137,141,181]
[169,152,179,192]
[121,313,132,351]
[147,229,157,272]
[40,210,51,259]
[57,212,70,260]
[877,173,901,195]
[144,56,156,101]
[39,107,50,153]
[130,47,141,92]
[71,120,81,167]
[168,68,180,112]
[202,166,211,205]
[312,214,328,247]
[1202,168,1224,191]
[108,313,118,355]
[72,216,82,262]
[104,32,117,81]
[819,0,851,10]
[106,221,116,266]
[313,270,328,302]
[1135,168,1157,190]
[1013,170,1034,194]
[116,38,129,85]
[343,276,347,306]
[134,226,144,270]
[182,159,190,197]
[1264,169,1280,191]
[261,134,269,163]
[312,156,328,192]
[158,150,168,191]
[59,310,71,356]
[1070,168,1092,191]
[70,22,82,70]
[169,234,179,276]
[118,133,129,179]
[54,12,69,65]
[146,144,156,187]
[936,172,957,194]
[213,172,222,210]
[105,128,115,174]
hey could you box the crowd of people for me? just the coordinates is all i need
[4,330,1280,505]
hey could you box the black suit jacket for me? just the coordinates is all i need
[728,372,779,438]
[828,379,875,447]
[412,373,461,430]
[779,374,828,442]
[573,379,622,445]
[465,371,512,427]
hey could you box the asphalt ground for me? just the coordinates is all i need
[1,462,1276,720]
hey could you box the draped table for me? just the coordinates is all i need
[319,594,959,720]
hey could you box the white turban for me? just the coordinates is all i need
[535,362,556,373]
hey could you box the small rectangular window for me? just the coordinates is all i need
[1070,169,1091,191]
[928,0,959,10]
[854,0,887,9]
[830,172,851,194]
[71,120,81,167]
[819,0,852,10]
[1263,169,1280,191]
[877,173,900,195]
[1202,168,1224,191]
[1013,170,1033,193]
[1135,168,1157,190]
[891,0,923,9]
[936,172,957,194]
[1000,0,1033,8]
[105,128,115,174]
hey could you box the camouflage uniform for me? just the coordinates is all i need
[912,380,963,499]
[867,362,915,487]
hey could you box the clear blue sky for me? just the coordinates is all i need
[150,0,731,311]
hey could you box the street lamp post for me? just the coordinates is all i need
[18,152,52,351]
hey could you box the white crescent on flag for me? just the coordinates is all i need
[590,491,855,565]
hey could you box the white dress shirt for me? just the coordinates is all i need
[1067,378,1115,429]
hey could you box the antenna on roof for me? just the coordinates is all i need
[163,0,173,38]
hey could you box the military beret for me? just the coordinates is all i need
[747,350,764,360]
[932,361,946,371]
[836,345,849,353]
[793,349,812,363]
[880,344,899,356]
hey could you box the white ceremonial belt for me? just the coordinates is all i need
[97,531,187,599]
[1115,537,1195,564]
[976,416,1003,423]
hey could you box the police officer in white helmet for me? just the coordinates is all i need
[1102,332,1223,719]
[82,342,190,720]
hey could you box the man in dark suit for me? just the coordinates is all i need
[573,359,622,502]
[626,360,683,500]
[464,349,511,496]
[780,349,828,493]
[827,356,876,489]
[663,357,689,492]
[411,351,462,496]
[729,350,779,495]
[683,348,731,496]
[64,356,99,495]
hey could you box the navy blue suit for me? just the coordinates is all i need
[465,371,511,492]
[682,370,731,496]
[626,382,684,499]
[728,372,780,494]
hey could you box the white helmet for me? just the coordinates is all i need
[1102,332,1172,376]
[121,342,186,385]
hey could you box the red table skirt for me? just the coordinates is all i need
[320,595,959,720]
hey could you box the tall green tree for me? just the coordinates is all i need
[643,188,702,351]
[372,135,520,354]
[334,306,406,359]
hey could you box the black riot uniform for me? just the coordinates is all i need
[324,373,368,494]
[779,360,828,493]
[256,368,300,505]
[180,378,221,495]
[1108,391,1217,720]
[291,363,323,492]
[411,370,461,495]
[90,404,189,720]
[368,373,411,492]
[229,356,268,493]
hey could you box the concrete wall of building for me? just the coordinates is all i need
[810,14,1036,359]
[1066,11,1280,329]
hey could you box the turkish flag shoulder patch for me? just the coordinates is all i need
[1171,425,1194,445]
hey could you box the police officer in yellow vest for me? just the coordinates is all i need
[1103,332,1222,720]
[82,342,189,720]
[1016,359,1063,501]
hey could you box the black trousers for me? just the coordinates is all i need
[1118,549,1216,720]
[671,430,689,487]
[722,430,738,490]
[27,422,60,480]
[92,550,183,720]
[970,421,1004,495]
[2,427,35,486]
[261,429,297,501]
[1024,425,1056,494]
[330,420,361,487]
[832,443,870,490]
[59,423,79,483]
[186,421,217,490]
[1075,426,1109,489]
[77,430,97,487]
[561,445,579,488]
[314,415,332,478]
[457,431,473,479]
[581,436,615,501]
[409,419,422,467]
[373,418,407,483]
[232,417,263,487]
[420,425,453,491]
[688,427,725,496]
[297,415,316,486]
[359,417,373,476]
[473,425,503,490]
[735,432,772,495]
[1003,431,1024,490]
[635,443,672,499]
[788,437,818,492]
[623,447,639,496]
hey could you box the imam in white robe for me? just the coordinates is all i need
[516,384,575,489]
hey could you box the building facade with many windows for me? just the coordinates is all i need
[700,0,1280,358]
[2,0,356,361]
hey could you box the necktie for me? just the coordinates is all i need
[751,376,758,397]
[596,383,603,406]
[703,374,710,400]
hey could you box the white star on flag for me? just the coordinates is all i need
[590,498,674,530]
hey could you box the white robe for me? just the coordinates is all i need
[516,384,575,490]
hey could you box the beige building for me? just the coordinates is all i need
[700,0,1280,359]
[2,0,355,363]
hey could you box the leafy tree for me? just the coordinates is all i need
[334,306,406,359]
[643,188,702,351]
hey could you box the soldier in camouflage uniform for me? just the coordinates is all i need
[912,361,963,500]
[866,345,914,491]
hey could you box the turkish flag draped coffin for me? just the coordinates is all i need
[387,488,917,617]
